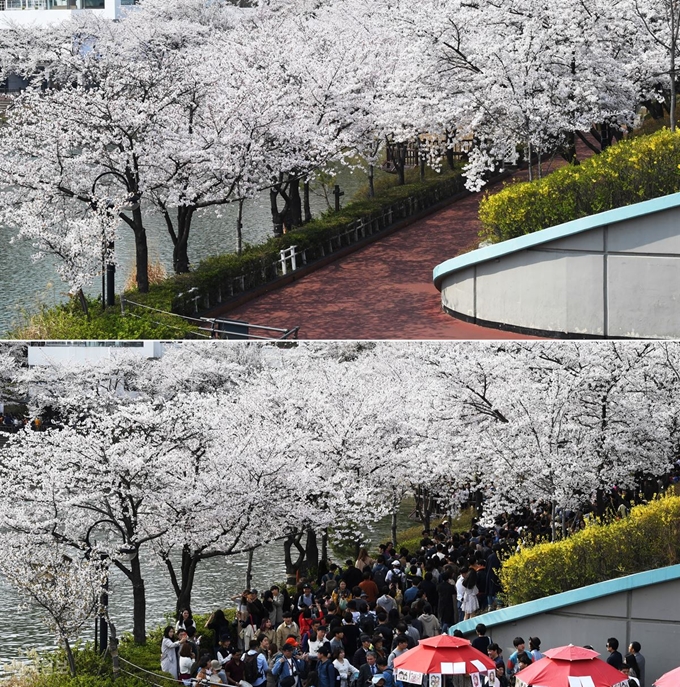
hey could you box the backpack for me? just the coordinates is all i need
[244,652,260,684]
[372,565,388,593]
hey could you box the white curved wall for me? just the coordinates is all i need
[438,203,680,338]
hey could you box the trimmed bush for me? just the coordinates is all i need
[479,128,680,243]
[499,494,680,606]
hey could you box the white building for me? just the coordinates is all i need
[27,340,171,365]
[0,0,136,27]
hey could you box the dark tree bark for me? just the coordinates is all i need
[120,206,149,293]
[283,177,303,230]
[271,187,284,237]
[305,529,319,572]
[114,554,147,645]
[560,132,579,165]
[284,532,306,585]
[368,164,375,198]
[303,182,312,224]
[396,143,406,186]
[237,198,245,255]
[163,205,196,274]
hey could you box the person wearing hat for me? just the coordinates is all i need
[371,675,385,687]
[297,584,316,611]
[307,625,331,669]
[272,642,307,687]
[209,659,226,683]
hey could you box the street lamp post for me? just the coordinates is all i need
[86,520,138,655]
[90,171,141,308]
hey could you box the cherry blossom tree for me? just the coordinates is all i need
[0,538,104,676]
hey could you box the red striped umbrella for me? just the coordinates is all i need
[653,666,680,686]
[515,645,630,687]
[393,635,496,676]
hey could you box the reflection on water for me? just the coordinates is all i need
[0,166,378,335]
[0,501,416,673]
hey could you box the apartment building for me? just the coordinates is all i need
[0,0,137,26]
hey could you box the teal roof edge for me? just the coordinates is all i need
[432,191,680,291]
[448,563,680,636]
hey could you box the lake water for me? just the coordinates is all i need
[0,500,416,673]
[0,165,382,336]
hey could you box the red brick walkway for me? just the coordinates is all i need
[215,152,590,340]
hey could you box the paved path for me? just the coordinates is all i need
[215,153,590,340]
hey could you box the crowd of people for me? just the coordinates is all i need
[159,506,654,687]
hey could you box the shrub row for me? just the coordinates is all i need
[479,128,680,243]
[499,494,680,606]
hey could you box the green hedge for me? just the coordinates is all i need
[479,128,680,243]
[499,494,680,606]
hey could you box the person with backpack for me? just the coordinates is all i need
[272,643,308,687]
[317,646,340,687]
[244,639,269,687]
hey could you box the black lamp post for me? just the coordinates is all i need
[90,171,141,308]
[86,520,138,655]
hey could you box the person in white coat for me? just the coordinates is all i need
[161,626,185,679]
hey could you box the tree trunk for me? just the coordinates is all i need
[391,510,398,548]
[246,548,254,590]
[527,141,533,182]
[368,165,375,198]
[63,637,77,677]
[551,500,556,543]
[173,206,195,274]
[396,144,406,186]
[130,556,147,644]
[283,532,305,585]
[671,42,677,133]
[305,529,319,572]
[237,198,245,256]
[422,489,432,532]
[77,288,89,316]
[285,177,303,229]
[303,182,312,224]
[270,188,284,237]
[169,547,199,615]
[321,528,328,564]
[121,207,149,293]
[561,132,578,165]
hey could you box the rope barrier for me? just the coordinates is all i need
[118,658,212,687]
[122,297,299,340]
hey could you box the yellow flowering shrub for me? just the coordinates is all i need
[479,129,680,243]
[499,494,680,605]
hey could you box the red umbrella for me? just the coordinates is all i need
[654,666,680,687]
[393,635,496,677]
[514,644,630,687]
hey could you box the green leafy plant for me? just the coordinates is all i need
[499,494,680,605]
[479,128,680,243]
